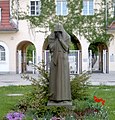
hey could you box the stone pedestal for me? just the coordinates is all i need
[47,101,72,108]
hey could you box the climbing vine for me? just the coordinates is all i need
[11,0,114,43]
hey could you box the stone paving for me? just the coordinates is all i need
[88,72,115,86]
[0,73,38,87]
[0,72,115,87]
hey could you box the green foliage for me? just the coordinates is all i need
[69,41,77,50]
[15,62,49,112]
[26,44,36,63]
[25,107,77,120]
[70,71,90,100]
[11,0,114,43]
[0,86,32,119]
[73,99,89,112]
[15,62,74,118]
[84,103,108,120]
[1,85,115,119]
[88,44,99,55]
[25,106,70,119]
[72,97,108,120]
[14,63,91,119]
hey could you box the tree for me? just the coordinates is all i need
[26,45,36,63]
[12,0,114,43]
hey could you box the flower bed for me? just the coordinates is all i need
[5,112,25,120]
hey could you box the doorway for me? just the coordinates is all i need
[16,41,36,74]
[88,42,109,73]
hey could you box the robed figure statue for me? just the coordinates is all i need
[48,23,71,102]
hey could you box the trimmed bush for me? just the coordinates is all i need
[70,71,90,100]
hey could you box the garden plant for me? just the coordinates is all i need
[2,62,109,120]
[1,63,111,120]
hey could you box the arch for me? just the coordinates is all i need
[70,34,82,50]
[16,40,35,50]
[0,41,9,72]
[16,40,36,74]
[88,42,109,73]
[42,34,82,51]
[42,34,82,74]
[69,34,82,74]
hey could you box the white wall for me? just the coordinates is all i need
[76,34,90,72]
[0,0,114,73]
[0,41,9,72]
[109,34,115,72]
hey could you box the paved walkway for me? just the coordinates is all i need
[0,73,115,87]
[0,73,38,87]
[88,73,115,86]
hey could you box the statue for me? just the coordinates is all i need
[48,23,71,104]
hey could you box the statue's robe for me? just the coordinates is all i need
[48,23,71,101]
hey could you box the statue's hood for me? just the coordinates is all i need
[49,23,70,42]
[54,23,64,32]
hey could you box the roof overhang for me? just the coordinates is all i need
[0,29,18,33]
[0,22,18,33]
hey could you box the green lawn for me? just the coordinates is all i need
[88,85,115,120]
[0,85,33,118]
[0,85,115,119]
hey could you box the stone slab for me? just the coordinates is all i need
[47,101,72,108]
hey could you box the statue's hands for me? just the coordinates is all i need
[55,31,62,40]
[58,32,62,40]
[55,32,59,39]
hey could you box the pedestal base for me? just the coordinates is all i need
[47,101,72,108]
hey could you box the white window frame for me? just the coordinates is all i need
[0,8,1,22]
[55,0,68,16]
[30,0,41,16]
[82,0,94,15]
[0,45,5,61]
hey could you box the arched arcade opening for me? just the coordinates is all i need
[42,34,82,74]
[88,42,109,73]
[16,41,36,74]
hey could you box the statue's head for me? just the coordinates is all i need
[54,23,64,32]
[49,23,69,40]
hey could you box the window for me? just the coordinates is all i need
[83,0,94,15]
[0,8,1,22]
[30,0,41,16]
[56,0,68,16]
[0,45,5,61]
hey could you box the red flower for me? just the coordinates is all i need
[102,100,105,105]
[94,96,100,102]
[94,96,106,105]
[99,98,103,101]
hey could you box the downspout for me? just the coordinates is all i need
[105,0,108,29]
[16,0,19,30]
[113,0,115,17]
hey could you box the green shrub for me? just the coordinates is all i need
[14,63,91,118]
[25,106,69,119]
[72,98,108,120]
[73,99,89,112]
[70,71,90,100]
[14,62,49,111]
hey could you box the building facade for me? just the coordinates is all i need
[0,0,115,74]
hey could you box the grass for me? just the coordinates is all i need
[0,85,33,118]
[88,85,115,120]
[0,85,115,119]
